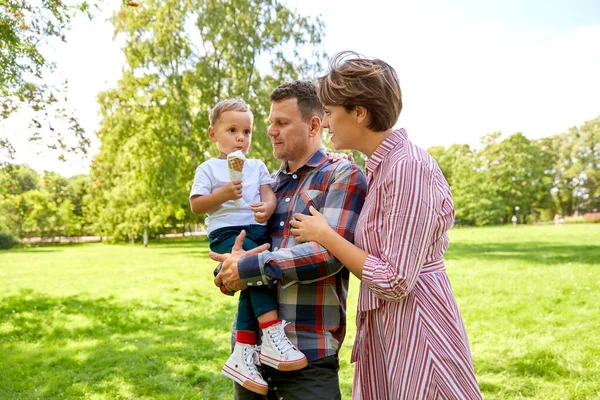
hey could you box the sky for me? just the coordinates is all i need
[3,0,600,177]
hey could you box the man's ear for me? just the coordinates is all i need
[355,106,368,124]
[308,115,322,137]
[208,127,217,143]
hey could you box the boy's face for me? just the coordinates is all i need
[209,110,253,159]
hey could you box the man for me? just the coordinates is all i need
[211,80,367,399]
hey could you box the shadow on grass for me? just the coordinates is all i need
[446,242,600,265]
[0,289,236,399]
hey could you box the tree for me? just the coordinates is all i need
[91,0,326,244]
[478,132,554,223]
[0,0,102,164]
[575,116,600,212]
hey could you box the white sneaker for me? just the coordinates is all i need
[222,342,268,395]
[260,320,308,371]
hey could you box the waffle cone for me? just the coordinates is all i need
[228,157,244,173]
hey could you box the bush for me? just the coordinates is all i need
[0,233,19,250]
[583,212,600,224]
[564,216,586,224]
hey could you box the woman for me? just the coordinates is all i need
[289,52,482,399]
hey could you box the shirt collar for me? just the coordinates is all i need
[276,148,328,176]
[366,128,407,177]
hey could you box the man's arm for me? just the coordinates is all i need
[238,161,367,288]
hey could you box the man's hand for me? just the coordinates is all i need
[220,179,243,201]
[209,230,270,293]
[251,201,275,224]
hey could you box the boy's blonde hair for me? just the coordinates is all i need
[209,99,252,126]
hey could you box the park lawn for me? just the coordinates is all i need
[0,224,599,399]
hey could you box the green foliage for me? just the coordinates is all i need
[90,0,326,243]
[0,164,94,238]
[0,232,18,249]
[0,0,96,162]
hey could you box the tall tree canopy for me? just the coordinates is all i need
[91,0,326,243]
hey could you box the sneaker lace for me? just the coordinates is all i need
[243,345,261,376]
[269,320,293,354]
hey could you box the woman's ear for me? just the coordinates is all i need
[355,106,368,124]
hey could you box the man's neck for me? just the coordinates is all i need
[286,147,321,173]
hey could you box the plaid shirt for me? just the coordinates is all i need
[238,149,367,361]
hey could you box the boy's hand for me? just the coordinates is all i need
[222,179,243,201]
[251,201,275,224]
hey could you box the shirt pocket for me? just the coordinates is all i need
[295,189,324,214]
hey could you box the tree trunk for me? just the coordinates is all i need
[143,226,148,248]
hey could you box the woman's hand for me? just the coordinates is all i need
[326,151,354,163]
[290,206,332,243]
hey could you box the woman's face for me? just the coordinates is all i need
[322,105,360,151]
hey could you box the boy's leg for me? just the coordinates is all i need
[251,287,307,371]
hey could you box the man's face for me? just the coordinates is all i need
[267,98,311,163]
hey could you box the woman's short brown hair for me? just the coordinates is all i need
[318,51,402,132]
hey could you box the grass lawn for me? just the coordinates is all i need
[1,224,599,399]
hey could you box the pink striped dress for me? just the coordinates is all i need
[351,129,482,399]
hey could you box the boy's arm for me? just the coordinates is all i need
[190,180,242,215]
[251,184,277,224]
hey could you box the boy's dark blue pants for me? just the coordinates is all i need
[208,225,277,332]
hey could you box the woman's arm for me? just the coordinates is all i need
[290,206,368,279]
[292,159,438,301]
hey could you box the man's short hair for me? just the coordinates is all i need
[270,80,323,121]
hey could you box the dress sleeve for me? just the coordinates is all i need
[361,159,437,301]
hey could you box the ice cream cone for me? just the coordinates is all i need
[227,150,246,206]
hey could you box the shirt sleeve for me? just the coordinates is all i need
[238,161,367,288]
[361,159,437,301]
[189,163,214,198]
[257,161,275,186]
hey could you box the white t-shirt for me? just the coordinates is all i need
[189,158,274,234]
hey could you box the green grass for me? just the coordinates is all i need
[1,224,599,399]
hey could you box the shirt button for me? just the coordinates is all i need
[292,174,298,179]
[279,221,284,226]
[273,247,279,251]
[256,281,263,286]
[247,282,253,286]
[285,197,290,203]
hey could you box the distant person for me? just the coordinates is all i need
[512,215,518,226]
[289,52,482,399]
[189,99,306,395]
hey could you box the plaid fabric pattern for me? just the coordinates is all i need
[238,149,367,361]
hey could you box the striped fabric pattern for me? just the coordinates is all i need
[238,149,368,362]
[352,129,482,399]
